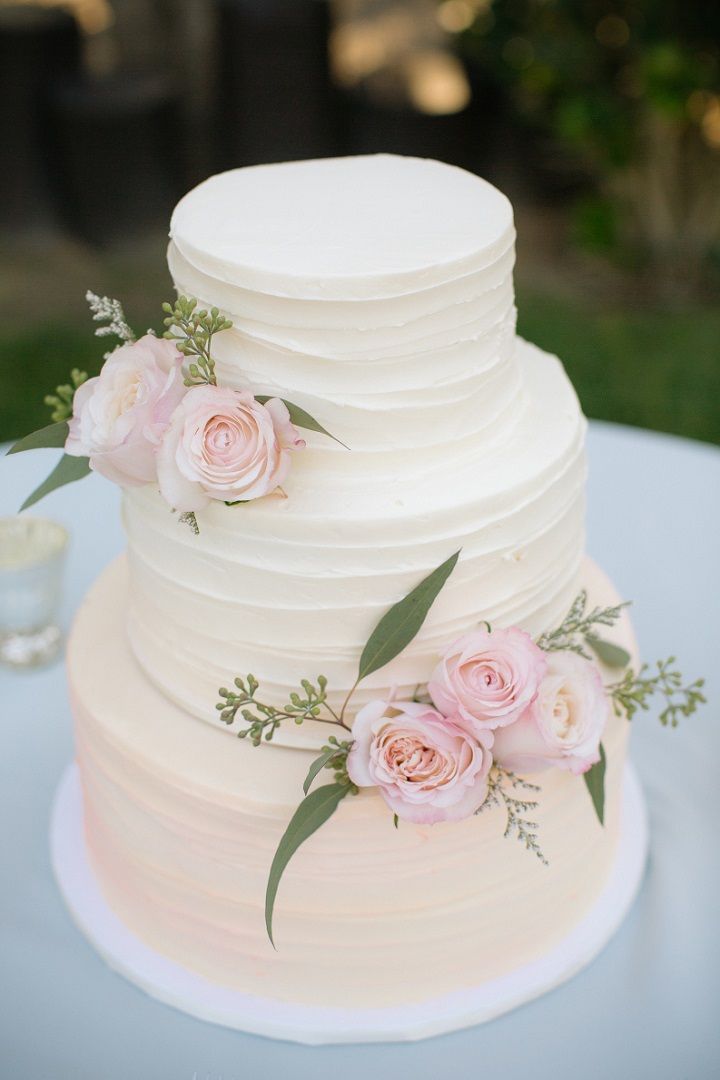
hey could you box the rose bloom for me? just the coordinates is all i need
[157,385,305,512]
[65,335,185,486]
[428,626,547,734]
[347,699,493,825]
[492,652,608,776]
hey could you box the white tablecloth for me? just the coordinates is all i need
[1,421,719,1078]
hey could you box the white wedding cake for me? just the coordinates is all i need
[61,155,645,1040]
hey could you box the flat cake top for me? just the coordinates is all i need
[169,155,514,299]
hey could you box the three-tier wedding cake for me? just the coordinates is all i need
[54,155,648,1043]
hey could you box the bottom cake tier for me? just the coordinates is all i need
[63,555,643,1026]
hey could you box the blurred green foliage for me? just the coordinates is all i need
[516,286,720,445]
[465,1,720,162]
[462,1,720,275]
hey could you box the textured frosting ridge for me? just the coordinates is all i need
[122,156,586,745]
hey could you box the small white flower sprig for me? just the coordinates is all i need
[7,291,346,520]
[215,559,704,947]
[477,769,546,865]
[86,290,135,345]
[536,589,629,662]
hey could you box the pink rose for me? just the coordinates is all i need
[492,652,608,775]
[66,335,185,486]
[156,385,305,512]
[347,699,493,825]
[428,627,547,734]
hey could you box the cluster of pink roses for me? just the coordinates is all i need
[65,335,305,511]
[347,627,608,825]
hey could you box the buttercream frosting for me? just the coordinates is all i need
[70,556,636,1009]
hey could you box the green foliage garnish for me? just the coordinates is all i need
[356,550,460,684]
[587,635,631,669]
[20,454,91,511]
[265,782,353,948]
[217,674,350,746]
[478,766,547,866]
[255,395,350,449]
[583,743,606,825]
[7,288,134,508]
[43,369,88,423]
[162,295,232,386]
[86,290,135,344]
[536,589,629,662]
[7,420,69,456]
[303,737,355,795]
[609,658,706,727]
[8,374,91,509]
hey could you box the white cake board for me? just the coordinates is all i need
[50,762,648,1045]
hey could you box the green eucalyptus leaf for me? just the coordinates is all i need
[7,421,69,456]
[255,396,348,449]
[20,454,91,511]
[583,742,606,826]
[588,636,631,669]
[357,550,460,682]
[302,747,340,796]
[266,783,349,947]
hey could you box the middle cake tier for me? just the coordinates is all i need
[123,338,586,746]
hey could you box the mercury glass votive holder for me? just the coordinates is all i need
[0,516,68,668]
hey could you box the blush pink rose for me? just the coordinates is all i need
[492,652,608,776]
[65,335,185,486]
[428,627,547,734]
[347,699,493,825]
[156,385,305,512]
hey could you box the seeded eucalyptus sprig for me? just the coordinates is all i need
[478,766,547,865]
[216,674,351,746]
[43,369,88,423]
[537,589,630,664]
[162,295,232,386]
[609,658,706,726]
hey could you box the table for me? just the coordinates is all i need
[2,422,719,1079]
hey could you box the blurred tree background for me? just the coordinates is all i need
[1,0,718,446]
[459,0,720,287]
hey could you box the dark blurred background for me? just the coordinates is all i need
[1,0,718,445]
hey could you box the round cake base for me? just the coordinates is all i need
[50,761,648,1045]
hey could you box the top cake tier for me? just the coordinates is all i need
[168,156,518,454]
[169,154,514,300]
